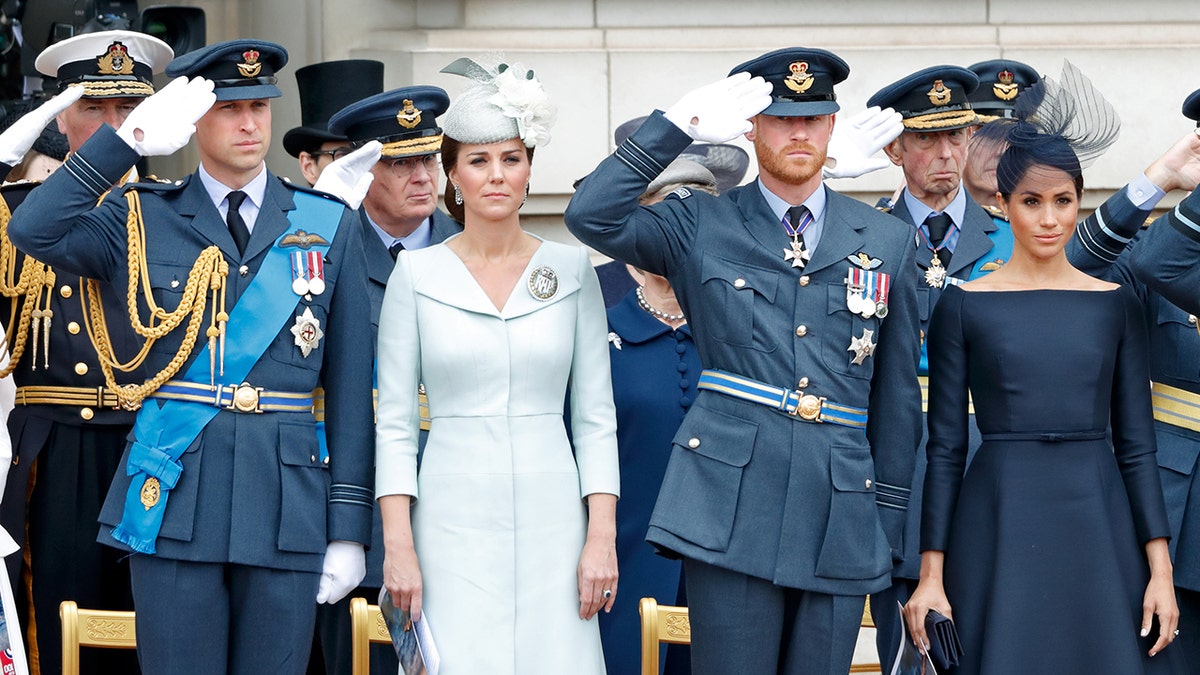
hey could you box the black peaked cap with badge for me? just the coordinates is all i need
[966,59,1040,121]
[283,59,384,157]
[328,86,450,159]
[1184,88,1200,126]
[35,29,173,98]
[729,47,849,117]
[166,39,288,101]
[868,65,980,131]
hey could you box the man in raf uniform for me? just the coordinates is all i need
[8,40,375,674]
[564,47,923,675]
[864,66,1012,673]
[1070,89,1200,669]
[0,29,171,675]
[307,85,460,675]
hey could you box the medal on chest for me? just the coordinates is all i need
[848,328,876,365]
[845,266,891,320]
[290,307,324,357]
[290,251,326,297]
[783,237,811,269]
[924,256,947,288]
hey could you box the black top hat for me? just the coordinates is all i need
[868,65,980,131]
[1184,89,1200,127]
[329,86,451,159]
[283,60,385,158]
[166,39,288,101]
[967,59,1040,121]
[728,47,849,117]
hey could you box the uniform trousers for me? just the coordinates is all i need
[130,556,319,675]
[309,585,398,675]
[682,557,863,675]
[870,577,918,674]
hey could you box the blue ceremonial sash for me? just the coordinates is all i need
[111,192,345,554]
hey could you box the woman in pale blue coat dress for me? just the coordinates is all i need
[374,58,620,675]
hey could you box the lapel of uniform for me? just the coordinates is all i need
[360,210,395,288]
[240,174,293,263]
[429,209,463,245]
[179,173,241,260]
[802,188,867,275]
[890,196,935,269]
[948,196,997,278]
[732,184,788,256]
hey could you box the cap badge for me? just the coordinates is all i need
[927,80,952,106]
[396,99,423,130]
[528,265,559,301]
[784,61,815,94]
[238,49,263,78]
[993,70,1019,101]
[97,41,136,76]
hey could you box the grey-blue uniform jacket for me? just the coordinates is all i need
[8,125,376,573]
[564,112,923,596]
[359,207,460,587]
[884,192,1008,581]
[1071,186,1200,593]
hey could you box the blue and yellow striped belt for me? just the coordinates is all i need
[1152,381,1200,434]
[697,369,868,428]
[152,380,314,414]
[918,376,975,415]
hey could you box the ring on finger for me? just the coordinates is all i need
[602,589,613,600]
[1175,629,1181,637]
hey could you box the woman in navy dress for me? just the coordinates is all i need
[904,66,1186,673]
[598,160,714,675]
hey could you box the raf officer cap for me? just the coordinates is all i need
[35,29,173,99]
[1183,89,1200,127]
[967,59,1040,121]
[868,65,980,131]
[728,47,849,117]
[166,39,288,101]
[283,59,385,158]
[328,86,451,159]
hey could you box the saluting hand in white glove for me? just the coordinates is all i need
[313,141,381,210]
[0,86,84,166]
[823,106,904,180]
[664,72,773,145]
[115,76,216,157]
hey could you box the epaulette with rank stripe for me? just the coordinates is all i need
[981,204,1007,221]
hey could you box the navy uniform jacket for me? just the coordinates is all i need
[8,125,375,574]
[1073,186,1200,592]
[0,177,148,581]
[359,207,460,588]
[885,192,1009,580]
[564,112,923,596]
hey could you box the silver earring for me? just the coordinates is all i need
[453,184,463,205]
[521,183,529,207]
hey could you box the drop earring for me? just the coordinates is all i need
[522,183,529,207]
[454,184,463,205]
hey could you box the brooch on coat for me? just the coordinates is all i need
[608,332,622,350]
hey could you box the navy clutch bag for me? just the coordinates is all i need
[924,609,963,670]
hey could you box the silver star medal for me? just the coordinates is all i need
[924,257,947,288]
[290,307,324,357]
[848,328,876,365]
[783,239,811,269]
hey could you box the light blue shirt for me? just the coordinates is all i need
[902,186,967,253]
[367,214,432,251]
[757,179,828,252]
[197,163,268,233]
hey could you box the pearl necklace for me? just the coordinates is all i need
[636,286,686,323]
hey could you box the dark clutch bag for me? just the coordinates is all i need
[924,609,963,670]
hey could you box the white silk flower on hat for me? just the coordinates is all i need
[440,56,557,148]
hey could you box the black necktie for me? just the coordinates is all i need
[924,212,952,266]
[786,205,810,249]
[388,241,405,261]
[226,190,250,255]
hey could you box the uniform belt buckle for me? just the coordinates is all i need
[790,393,825,422]
[227,383,264,413]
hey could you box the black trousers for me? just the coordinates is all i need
[682,557,863,675]
[308,585,398,675]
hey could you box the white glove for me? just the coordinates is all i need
[664,73,772,144]
[823,106,904,179]
[0,86,84,166]
[316,540,366,604]
[115,77,216,157]
[312,141,381,210]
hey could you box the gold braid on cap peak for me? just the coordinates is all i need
[0,198,57,377]
[902,109,980,130]
[82,189,229,410]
